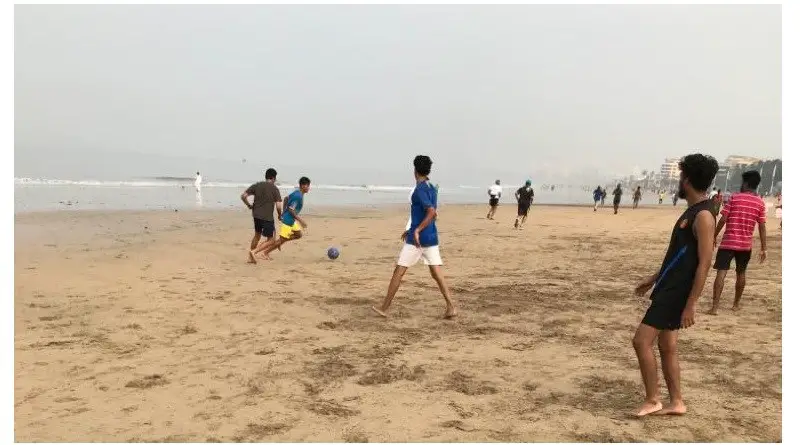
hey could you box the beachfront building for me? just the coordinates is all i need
[724,155,761,167]
[660,158,680,181]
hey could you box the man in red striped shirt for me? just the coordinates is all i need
[710,170,768,315]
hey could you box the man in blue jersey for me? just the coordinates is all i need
[249,177,311,263]
[372,155,456,319]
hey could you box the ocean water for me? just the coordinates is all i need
[14,178,664,213]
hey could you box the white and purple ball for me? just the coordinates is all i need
[327,247,340,260]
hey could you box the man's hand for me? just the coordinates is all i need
[413,229,421,247]
[635,274,657,297]
[680,304,696,329]
[400,231,408,242]
[760,250,768,263]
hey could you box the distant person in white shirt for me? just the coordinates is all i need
[487,180,502,220]
[194,171,203,191]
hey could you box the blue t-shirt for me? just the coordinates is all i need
[593,190,603,201]
[406,181,438,247]
[281,190,304,226]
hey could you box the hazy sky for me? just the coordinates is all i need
[15,4,781,185]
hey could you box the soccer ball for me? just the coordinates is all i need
[327,247,340,260]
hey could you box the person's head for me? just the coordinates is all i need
[413,155,433,180]
[740,170,761,192]
[616,184,621,189]
[298,176,311,193]
[637,186,641,191]
[495,179,501,185]
[265,168,277,182]
[525,179,532,187]
[196,171,200,175]
[677,154,719,199]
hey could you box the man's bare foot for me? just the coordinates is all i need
[708,308,718,315]
[444,307,457,319]
[371,306,388,318]
[732,305,741,312]
[636,400,663,417]
[654,401,687,416]
[247,251,257,264]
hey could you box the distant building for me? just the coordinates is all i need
[660,158,681,181]
[724,155,761,167]
[714,166,731,191]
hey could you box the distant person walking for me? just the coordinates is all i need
[593,186,603,212]
[612,184,623,214]
[514,180,535,229]
[710,171,768,314]
[672,191,679,206]
[658,191,665,205]
[194,171,203,191]
[633,186,643,209]
[487,180,502,220]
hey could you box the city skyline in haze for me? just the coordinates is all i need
[15,4,781,185]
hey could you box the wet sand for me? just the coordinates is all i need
[14,204,782,442]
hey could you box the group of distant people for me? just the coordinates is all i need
[485,179,535,229]
[592,185,686,214]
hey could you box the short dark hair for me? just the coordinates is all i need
[678,154,719,192]
[299,176,311,186]
[741,170,761,190]
[265,168,277,180]
[413,155,433,176]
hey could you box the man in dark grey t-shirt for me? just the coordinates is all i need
[241,168,283,259]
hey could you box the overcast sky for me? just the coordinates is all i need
[15,4,781,185]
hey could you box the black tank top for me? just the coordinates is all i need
[651,199,713,304]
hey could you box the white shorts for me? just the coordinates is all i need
[397,244,443,267]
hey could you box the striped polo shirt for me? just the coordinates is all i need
[719,192,767,252]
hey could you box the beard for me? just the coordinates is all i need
[678,182,687,200]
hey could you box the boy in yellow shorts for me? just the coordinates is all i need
[249,177,311,263]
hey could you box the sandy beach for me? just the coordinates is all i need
[14,204,782,442]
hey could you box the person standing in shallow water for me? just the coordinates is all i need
[632,153,718,417]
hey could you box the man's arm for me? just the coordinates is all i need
[757,201,768,262]
[414,207,437,236]
[714,215,727,240]
[682,210,716,327]
[240,191,253,209]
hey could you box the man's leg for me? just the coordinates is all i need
[733,271,746,311]
[654,330,686,415]
[710,269,727,315]
[372,265,408,317]
[250,232,261,251]
[428,265,456,318]
[632,323,663,416]
[594,201,599,211]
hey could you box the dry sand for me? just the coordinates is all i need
[14,204,782,442]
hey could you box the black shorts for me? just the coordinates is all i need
[489,197,499,207]
[517,203,531,216]
[642,300,685,331]
[253,218,275,238]
[714,249,751,273]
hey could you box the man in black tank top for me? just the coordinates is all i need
[631,154,718,417]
